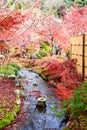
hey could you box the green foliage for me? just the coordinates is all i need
[0,109,3,112]
[64,0,87,7]
[14,105,20,113]
[51,106,58,111]
[36,50,47,58]
[36,41,51,59]
[0,63,21,77]
[9,63,21,70]
[5,111,14,121]
[51,106,63,118]
[7,0,26,9]
[0,118,11,129]
[64,0,74,6]
[55,112,63,118]
[0,105,20,129]
[62,81,87,118]
[7,0,15,7]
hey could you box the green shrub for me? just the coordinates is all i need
[0,63,21,77]
[0,106,20,129]
[5,112,14,121]
[63,81,87,118]
[36,41,51,59]
[9,63,21,70]
[0,118,11,129]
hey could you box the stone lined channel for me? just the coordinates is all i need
[16,69,66,130]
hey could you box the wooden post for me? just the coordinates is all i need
[82,34,85,80]
[70,37,72,59]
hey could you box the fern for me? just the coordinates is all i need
[63,81,87,118]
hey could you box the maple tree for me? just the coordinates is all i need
[32,15,63,54]
[1,3,87,52]
[32,5,87,51]
[62,5,87,35]
[54,5,87,50]
[10,9,56,48]
[0,2,87,129]
[23,5,87,52]
[0,7,27,41]
[0,1,86,99]
[32,57,83,99]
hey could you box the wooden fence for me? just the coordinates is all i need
[70,34,87,79]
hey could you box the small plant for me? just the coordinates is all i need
[0,63,21,78]
[62,81,87,129]
[51,106,58,111]
[51,105,64,118]
[36,41,51,58]
[0,106,20,129]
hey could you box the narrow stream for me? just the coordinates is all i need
[16,69,66,130]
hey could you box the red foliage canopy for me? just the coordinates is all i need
[0,10,25,31]
[0,8,26,41]
[33,58,83,100]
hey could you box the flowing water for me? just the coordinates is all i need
[16,69,66,130]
